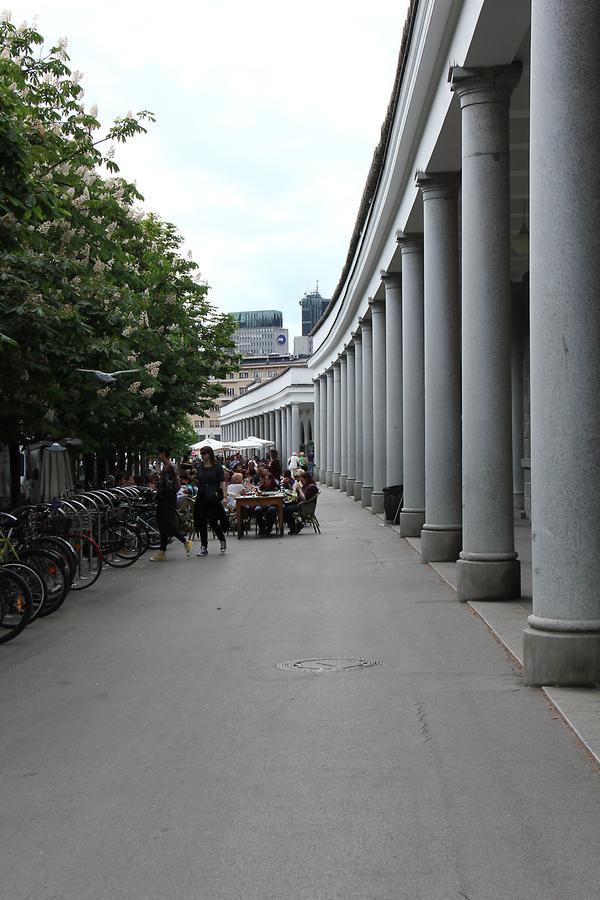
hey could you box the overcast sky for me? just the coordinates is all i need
[13,0,410,340]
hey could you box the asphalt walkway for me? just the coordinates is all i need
[2,488,600,900]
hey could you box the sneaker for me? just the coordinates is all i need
[220,540,227,554]
[150,550,166,561]
[197,546,208,557]
[185,540,193,558]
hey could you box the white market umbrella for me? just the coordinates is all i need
[230,436,275,450]
[190,438,231,452]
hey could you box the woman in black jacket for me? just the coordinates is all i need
[193,446,228,556]
[151,446,193,561]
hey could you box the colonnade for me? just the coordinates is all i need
[221,403,312,465]
[313,2,600,687]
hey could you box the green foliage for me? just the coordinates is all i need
[0,15,239,456]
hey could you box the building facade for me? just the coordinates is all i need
[190,358,306,440]
[300,289,329,335]
[231,310,289,357]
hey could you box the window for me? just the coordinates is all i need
[225,387,235,396]
[209,420,219,428]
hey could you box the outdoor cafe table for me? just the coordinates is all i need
[235,492,285,538]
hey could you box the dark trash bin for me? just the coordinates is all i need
[382,485,403,524]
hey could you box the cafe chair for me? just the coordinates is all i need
[292,492,321,534]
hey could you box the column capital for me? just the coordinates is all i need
[344,341,355,355]
[351,328,362,344]
[368,296,386,316]
[380,269,402,289]
[396,231,423,255]
[415,170,460,201]
[358,315,372,331]
[448,63,522,108]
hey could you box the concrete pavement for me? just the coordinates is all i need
[2,487,600,900]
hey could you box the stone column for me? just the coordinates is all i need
[275,409,282,457]
[353,331,364,500]
[269,411,276,445]
[360,317,374,507]
[332,362,342,488]
[319,374,328,483]
[381,272,403,493]
[416,171,462,562]
[313,379,320,479]
[450,63,521,601]
[339,354,348,492]
[511,284,526,512]
[326,369,334,485]
[286,405,293,465]
[346,343,356,496]
[524,1,600,686]
[370,298,387,514]
[281,406,288,465]
[291,404,301,458]
[397,234,425,536]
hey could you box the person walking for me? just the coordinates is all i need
[194,446,228,556]
[151,446,193,561]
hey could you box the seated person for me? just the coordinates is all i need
[280,472,298,504]
[177,475,196,505]
[284,470,318,534]
[224,472,245,512]
[254,471,279,535]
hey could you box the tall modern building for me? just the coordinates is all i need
[231,310,289,357]
[300,288,329,335]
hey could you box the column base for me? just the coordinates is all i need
[319,468,327,483]
[332,472,341,489]
[456,558,520,602]
[400,509,425,537]
[523,628,600,687]
[353,480,363,501]
[340,474,347,492]
[361,485,373,507]
[371,490,384,514]
[346,478,355,497]
[326,470,333,486]
[420,526,462,563]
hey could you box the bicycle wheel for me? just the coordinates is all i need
[132,520,150,556]
[0,568,32,643]
[2,561,46,621]
[27,537,77,586]
[67,533,103,591]
[141,514,162,549]
[102,524,142,568]
[20,547,70,617]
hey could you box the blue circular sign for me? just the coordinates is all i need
[277,334,287,345]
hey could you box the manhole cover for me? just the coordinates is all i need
[276,657,382,673]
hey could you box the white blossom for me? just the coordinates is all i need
[96,386,110,398]
[89,103,98,117]
[141,387,155,399]
[128,381,141,393]
[44,408,56,423]
[145,361,161,377]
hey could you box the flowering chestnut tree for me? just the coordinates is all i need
[0,15,238,463]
